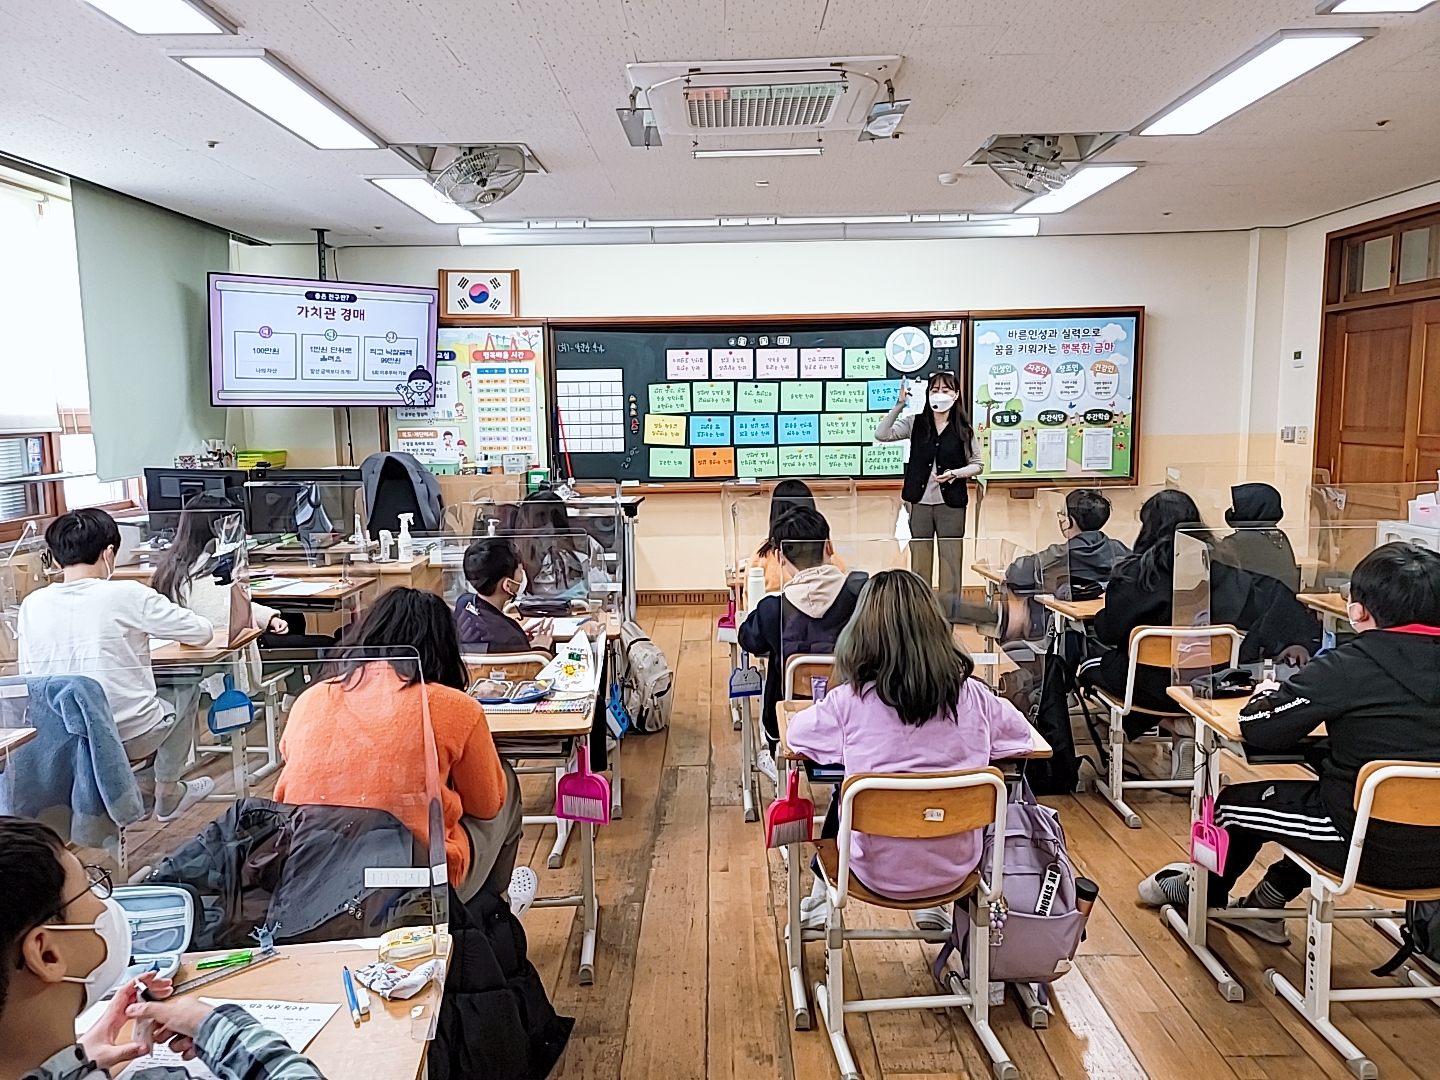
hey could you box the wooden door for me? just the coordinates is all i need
[1411,299,1440,483]
[1319,303,1413,484]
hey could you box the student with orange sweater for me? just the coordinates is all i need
[275,588,522,902]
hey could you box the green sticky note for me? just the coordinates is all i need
[820,413,862,443]
[778,445,819,475]
[820,445,861,476]
[649,447,690,478]
[863,443,905,476]
[736,446,778,478]
[692,381,735,411]
[648,383,691,414]
[780,381,822,411]
[825,381,868,411]
[736,382,779,412]
[861,412,886,443]
[844,348,887,379]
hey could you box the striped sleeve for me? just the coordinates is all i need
[194,1004,327,1080]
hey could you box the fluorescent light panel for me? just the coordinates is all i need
[369,177,476,224]
[175,53,378,149]
[1319,1,1433,11]
[1022,165,1137,214]
[1139,31,1370,136]
[458,216,1040,244]
[692,147,823,158]
[82,0,230,33]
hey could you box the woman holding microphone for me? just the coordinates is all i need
[874,371,982,621]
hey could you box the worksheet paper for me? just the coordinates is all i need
[258,580,336,597]
[1035,429,1068,473]
[117,1000,339,1079]
[1081,426,1115,471]
[989,430,1022,473]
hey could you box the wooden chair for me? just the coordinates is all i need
[812,767,1017,1080]
[782,653,834,703]
[1263,761,1440,1080]
[1082,624,1241,828]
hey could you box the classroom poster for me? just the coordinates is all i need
[970,314,1138,480]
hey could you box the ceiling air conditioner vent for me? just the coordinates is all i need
[684,83,843,130]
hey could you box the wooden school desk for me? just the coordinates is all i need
[1036,594,1104,630]
[151,627,263,666]
[774,697,1053,1031]
[170,939,437,1079]
[1300,591,1349,644]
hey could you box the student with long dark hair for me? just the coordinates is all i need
[505,490,610,601]
[874,371,982,621]
[275,588,521,901]
[152,494,287,635]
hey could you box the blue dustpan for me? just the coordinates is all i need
[207,675,254,734]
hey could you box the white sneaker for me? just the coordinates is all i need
[507,865,538,917]
[799,875,827,915]
[912,905,953,932]
[801,899,830,930]
[1225,898,1291,945]
[755,750,779,788]
[1137,862,1192,908]
[1169,737,1197,780]
[156,776,215,823]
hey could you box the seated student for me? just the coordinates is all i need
[274,587,521,902]
[786,569,1038,927]
[1139,542,1440,943]
[1005,488,1131,599]
[507,489,610,602]
[454,537,555,654]
[18,509,216,823]
[0,815,324,1080]
[1214,482,1301,592]
[737,506,868,773]
[749,479,848,596]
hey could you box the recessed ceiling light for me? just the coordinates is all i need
[369,177,477,224]
[1022,165,1137,213]
[81,0,233,34]
[1138,29,1373,136]
[755,180,770,187]
[1318,0,1433,11]
[171,51,379,149]
[692,147,823,159]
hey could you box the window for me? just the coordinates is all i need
[1399,225,1440,285]
[1333,204,1440,305]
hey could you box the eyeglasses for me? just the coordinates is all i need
[60,865,113,909]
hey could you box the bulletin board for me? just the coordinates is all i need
[549,317,965,483]
[969,309,1143,483]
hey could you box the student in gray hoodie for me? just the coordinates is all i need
[1005,488,1131,600]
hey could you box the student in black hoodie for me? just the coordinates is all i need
[738,506,868,763]
[1138,542,1440,943]
[1214,482,1301,592]
[1005,488,1131,600]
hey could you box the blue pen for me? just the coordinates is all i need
[342,966,361,1026]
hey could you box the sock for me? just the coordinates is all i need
[1157,868,1192,908]
[1242,879,1289,911]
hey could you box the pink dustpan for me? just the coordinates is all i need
[556,744,611,825]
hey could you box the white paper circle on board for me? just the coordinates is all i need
[886,326,931,373]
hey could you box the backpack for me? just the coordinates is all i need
[618,620,674,733]
[1373,901,1440,978]
[932,781,1087,992]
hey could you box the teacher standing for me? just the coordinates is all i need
[874,370,982,622]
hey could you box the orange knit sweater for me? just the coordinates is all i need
[275,666,505,884]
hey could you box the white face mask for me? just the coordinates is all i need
[929,393,956,413]
[45,896,132,1010]
[504,569,528,597]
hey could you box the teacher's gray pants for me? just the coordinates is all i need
[907,502,967,622]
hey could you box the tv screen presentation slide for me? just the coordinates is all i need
[209,273,439,406]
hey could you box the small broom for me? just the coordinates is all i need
[765,766,814,849]
[556,744,610,825]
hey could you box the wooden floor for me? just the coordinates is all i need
[513,605,1440,1080]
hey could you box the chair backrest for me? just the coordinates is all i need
[464,652,549,684]
[1355,761,1440,826]
[783,653,834,702]
[1119,625,1243,715]
[833,767,1007,907]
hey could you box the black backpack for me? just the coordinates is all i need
[1023,634,1081,796]
[1373,901,1440,978]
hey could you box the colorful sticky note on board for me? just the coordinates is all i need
[737,446,778,478]
[650,447,690,478]
[779,445,819,475]
[821,445,861,476]
[861,412,886,443]
[689,415,732,446]
[863,443,905,476]
[800,348,842,379]
[711,348,753,380]
[756,348,798,379]
[666,348,708,380]
[693,381,735,411]
[825,381,868,411]
[736,382,779,412]
[734,414,775,445]
[643,414,686,446]
[780,382,822,411]
[693,447,735,477]
[844,348,887,379]
[868,379,901,410]
[777,414,819,444]
[820,413,862,443]
[648,383,691,414]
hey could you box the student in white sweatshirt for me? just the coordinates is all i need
[18,509,215,821]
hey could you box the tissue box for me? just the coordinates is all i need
[1410,494,1439,527]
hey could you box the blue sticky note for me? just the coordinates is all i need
[734,414,775,445]
[777,414,819,445]
[868,380,901,410]
[689,414,732,446]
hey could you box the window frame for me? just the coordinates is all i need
[0,424,142,543]
[1328,202,1440,310]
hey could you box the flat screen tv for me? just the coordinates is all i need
[209,272,439,407]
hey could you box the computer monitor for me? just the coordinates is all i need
[143,468,248,535]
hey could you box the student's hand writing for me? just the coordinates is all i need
[80,972,173,1069]
[125,997,216,1059]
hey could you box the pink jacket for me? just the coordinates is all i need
[787,679,1035,900]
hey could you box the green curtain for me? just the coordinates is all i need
[70,180,230,480]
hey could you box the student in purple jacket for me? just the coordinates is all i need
[454,538,554,655]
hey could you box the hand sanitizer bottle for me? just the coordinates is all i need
[397,513,414,561]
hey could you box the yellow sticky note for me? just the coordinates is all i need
[644,414,686,446]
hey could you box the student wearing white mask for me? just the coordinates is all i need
[0,816,323,1080]
[874,370,982,621]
